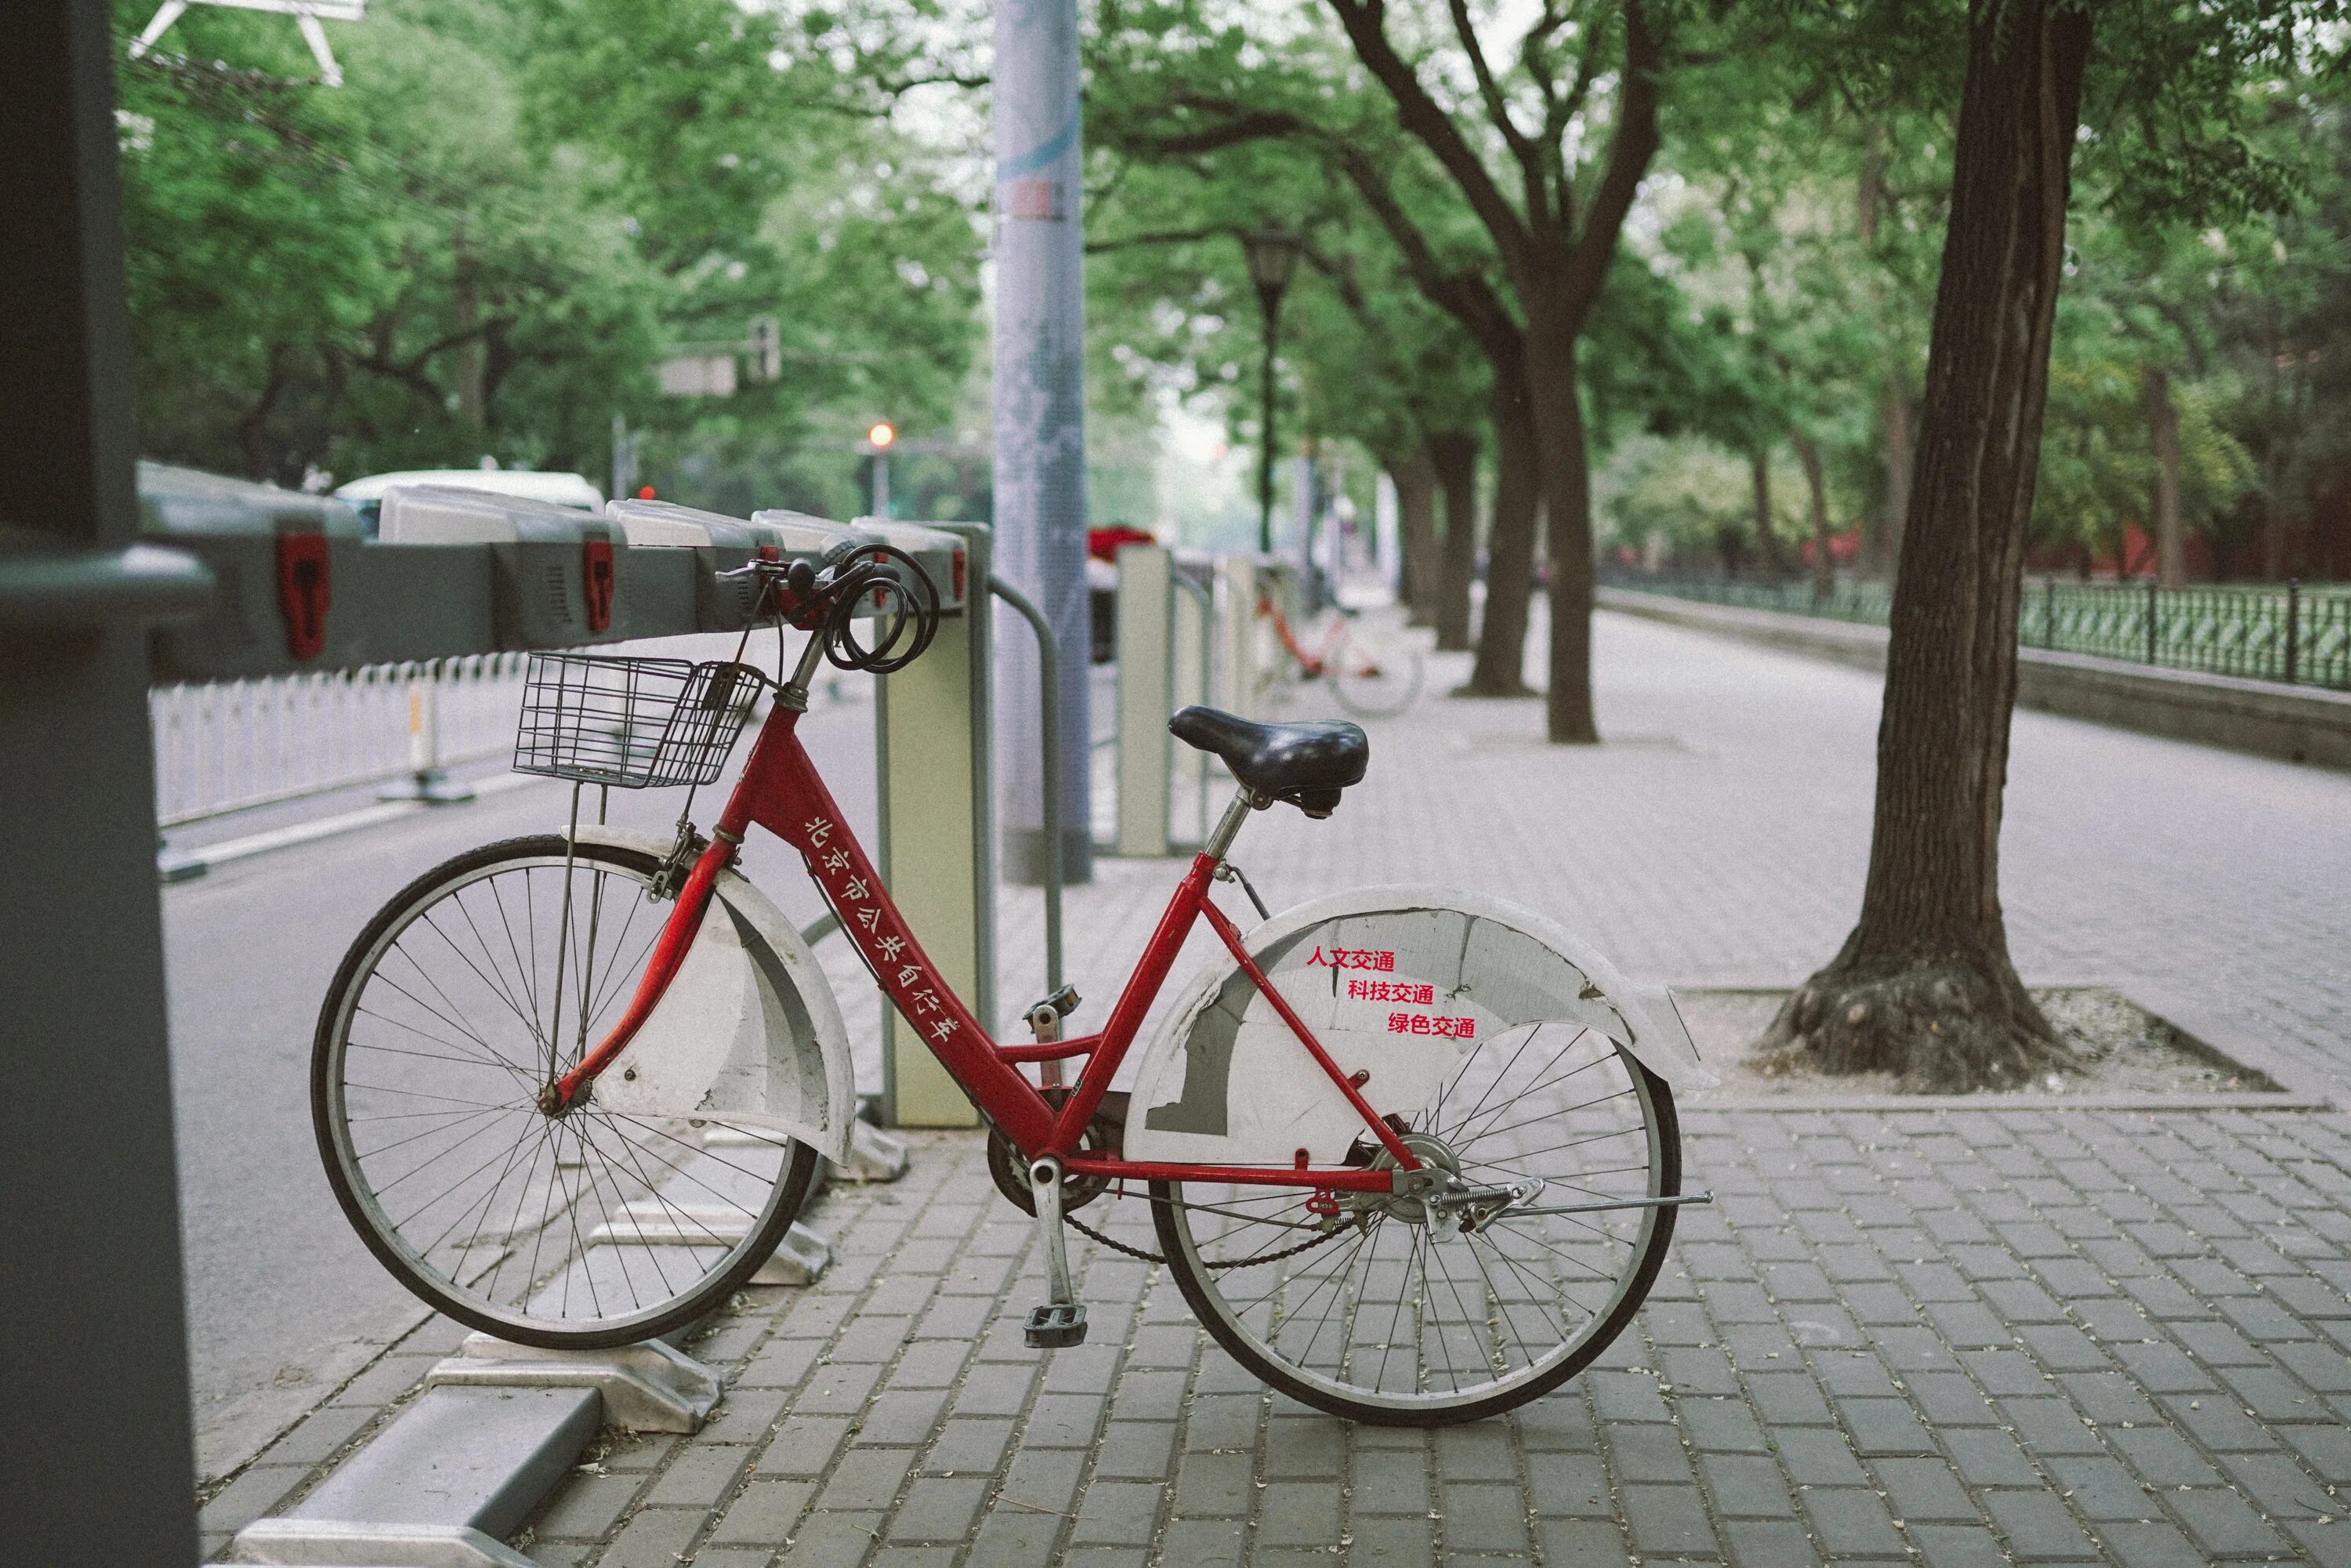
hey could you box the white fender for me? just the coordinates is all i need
[569,826,856,1165]
[1123,884,1715,1167]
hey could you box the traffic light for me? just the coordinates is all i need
[866,421,897,451]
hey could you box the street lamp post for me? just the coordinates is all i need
[1241,228,1303,556]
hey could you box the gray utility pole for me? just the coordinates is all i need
[5,3,214,1560]
[992,0,1092,887]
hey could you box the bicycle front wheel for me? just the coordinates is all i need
[1152,1033,1679,1426]
[313,835,820,1348]
[1328,631,1423,717]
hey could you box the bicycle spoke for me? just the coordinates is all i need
[327,844,807,1341]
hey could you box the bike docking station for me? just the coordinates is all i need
[130,476,988,1567]
[1108,542,1220,856]
[1113,541,1176,857]
[851,516,996,1131]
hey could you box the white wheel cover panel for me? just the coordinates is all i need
[571,827,857,1164]
[1123,885,1714,1166]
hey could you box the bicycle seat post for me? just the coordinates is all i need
[1204,787,1259,864]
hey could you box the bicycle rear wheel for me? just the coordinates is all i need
[1328,628,1423,717]
[313,835,819,1348]
[1152,1033,1678,1426]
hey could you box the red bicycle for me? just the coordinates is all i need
[1258,590,1425,718]
[313,545,1709,1425]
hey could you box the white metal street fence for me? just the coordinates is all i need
[150,631,808,834]
[151,654,530,827]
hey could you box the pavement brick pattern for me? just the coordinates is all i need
[197,617,2351,1564]
[205,1100,2351,1566]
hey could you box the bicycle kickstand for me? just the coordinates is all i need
[1023,1155,1089,1349]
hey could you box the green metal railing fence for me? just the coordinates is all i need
[1601,569,2351,692]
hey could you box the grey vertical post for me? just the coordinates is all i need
[1218,556,1260,720]
[2,5,206,1560]
[991,0,1092,886]
[1114,544,1173,858]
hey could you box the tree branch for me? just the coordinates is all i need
[1544,21,1608,217]
[1447,0,1548,228]
[1325,0,1534,283]
[1559,0,1664,327]
[1330,141,1522,361]
[1118,97,1318,157]
[1084,226,1231,255]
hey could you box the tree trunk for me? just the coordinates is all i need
[1429,428,1479,652]
[2143,364,2186,587]
[236,350,289,480]
[1762,0,2093,1092]
[1393,445,1440,626]
[1857,127,1912,578]
[1523,328,1599,743]
[1464,364,1541,695]
[1881,385,1914,574]
[1750,446,1785,580]
[1791,428,1835,603]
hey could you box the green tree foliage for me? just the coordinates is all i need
[111,0,981,509]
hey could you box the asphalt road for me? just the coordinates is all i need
[163,688,878,1423]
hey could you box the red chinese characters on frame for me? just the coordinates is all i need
[1307,946,1395,972]
[800,812,958,1044]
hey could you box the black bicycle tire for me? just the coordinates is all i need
[1150,1058,1680,1427]
[1328,646,1424,718]
[311,834,820,1349]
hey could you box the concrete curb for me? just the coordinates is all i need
[213,1124,900,1563]
[1599,588,2351,770]
[230,1385,600,1567]
[2120,977,2346,1107]
[162,773,548,883]
[195,1300,435,1489]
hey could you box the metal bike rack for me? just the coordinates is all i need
[991,574,1065,995]
[1172,565,1215,849]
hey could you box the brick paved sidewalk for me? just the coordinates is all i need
[198,614,2351,1565]
[205,1102,2351,1566]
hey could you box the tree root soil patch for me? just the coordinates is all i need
[1679,987,2280,1103]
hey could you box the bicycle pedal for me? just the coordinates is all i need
[1023,1302,1089,1349]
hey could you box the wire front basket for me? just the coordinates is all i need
[513,654,770,789]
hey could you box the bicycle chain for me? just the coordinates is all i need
[1067,1196,1360,1273]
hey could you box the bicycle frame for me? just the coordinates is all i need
[1259,592,1340,679]
[547,690,1419,1194]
